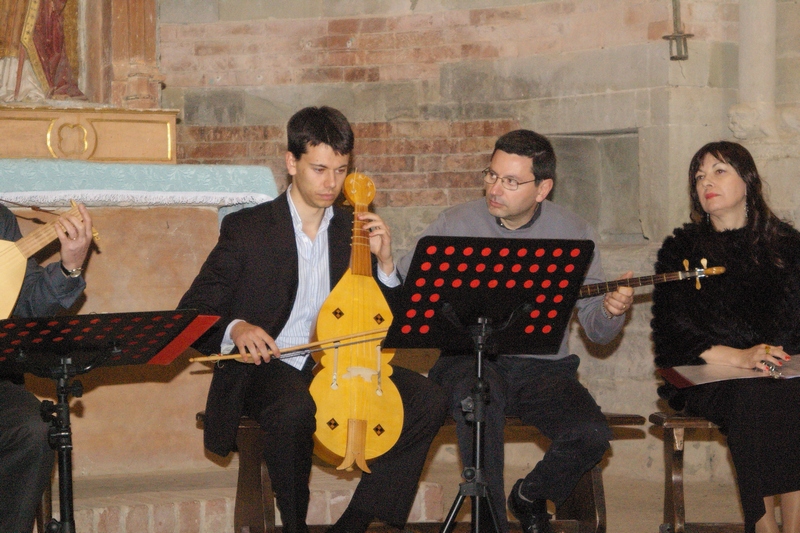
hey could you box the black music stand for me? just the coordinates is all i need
[384,236,594,533]
[0,310,218,533]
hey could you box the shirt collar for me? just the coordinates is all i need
[286,185,334,233]
[495,201,542,231]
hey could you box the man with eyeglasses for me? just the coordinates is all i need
[389,129,634,533]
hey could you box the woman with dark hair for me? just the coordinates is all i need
[652,141,800,533]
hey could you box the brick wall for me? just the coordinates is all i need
[159,2,739,91]
[177,118,519,208]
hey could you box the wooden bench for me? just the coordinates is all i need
[649,412,743,533]
[197,411,645,533]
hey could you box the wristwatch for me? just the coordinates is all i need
[60,262,84,278]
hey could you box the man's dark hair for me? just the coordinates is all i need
[287,106,354,160]
[492,129,556,183]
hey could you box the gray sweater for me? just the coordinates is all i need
[397,199,624,360]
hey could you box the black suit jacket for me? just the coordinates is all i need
[179,193,396,456]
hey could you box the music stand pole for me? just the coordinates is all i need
[440,316,501,533]
[40,357,86,533]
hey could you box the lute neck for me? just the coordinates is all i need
[14,205,81,259]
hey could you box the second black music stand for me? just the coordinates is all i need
[384,236,594,533]
[0,310,218,533]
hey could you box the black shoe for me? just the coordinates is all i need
[507,480,553,533]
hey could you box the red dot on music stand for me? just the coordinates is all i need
[424,310,435,318]
[73,335,83,341]
[420,325,430,334]
[554,295,564,303]
[481,247,492,257]
[421,262,432,271]
[506,280,516,289]
[570,248,581,257]
[430,293,440,302]
[524,280,534,288]
[439,262,450,271]
[500,248,510,257]
[452,279,462,288]
[90,318,100,324]
[488,280,498,288]
[445,246,456,255]
[426,245,437,255]
[493,264,503,273]
[565,264,575,273]
[529,264,540,273]
[547,264,557,273]
[463,247,474,256]
[402,325,412,334]
[53,337,63,342]
[517,248,528,257]
[411,293,422,302]
[535,248,545,257]
[470,280,480,288]
[543,325,552,333]
[40,330,51,335]
[536,294,546,303]
[541,280,551,288]
[512,264,522,273]
[553,248,563,257]
[18,331,28,337]
[559,280,569,288]
[415,278,426,287]
[548,310,558,318]
[4,323,17,329]
[32,338,42,344]
[434,278,445,287]
[458,263,468,272]
[525,325,535,333]
[406,310,417,318]
[476,264,486,272]
[24,322,35,328]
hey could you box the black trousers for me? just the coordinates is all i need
[242,360,447,532]
[429,354,611,533]
[0,380,54,533]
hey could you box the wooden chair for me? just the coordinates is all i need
[197,411,644,533]
[196,412,275,533]
[649,412,743,533]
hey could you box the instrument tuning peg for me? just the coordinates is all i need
[683,259,689,271]
[695,258,708,290]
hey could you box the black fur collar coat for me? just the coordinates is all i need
[651,221,800,370]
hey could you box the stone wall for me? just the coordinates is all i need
[33,0,800,490]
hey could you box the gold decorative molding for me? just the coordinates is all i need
[0,107,177,163]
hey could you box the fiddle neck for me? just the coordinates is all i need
[351,202,372,276]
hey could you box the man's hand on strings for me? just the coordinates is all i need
[56,203,93,271]
[359,212,394,275]
[602,271,634,317]
[231,321,281,365]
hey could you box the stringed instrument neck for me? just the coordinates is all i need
[578,266,725,298]
[351,202,372,277]
[345,172,376,278]
[13,204,81,259]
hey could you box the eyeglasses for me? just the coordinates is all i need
[482,168,539,191]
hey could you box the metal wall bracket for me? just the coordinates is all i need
[663,0,694,60]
